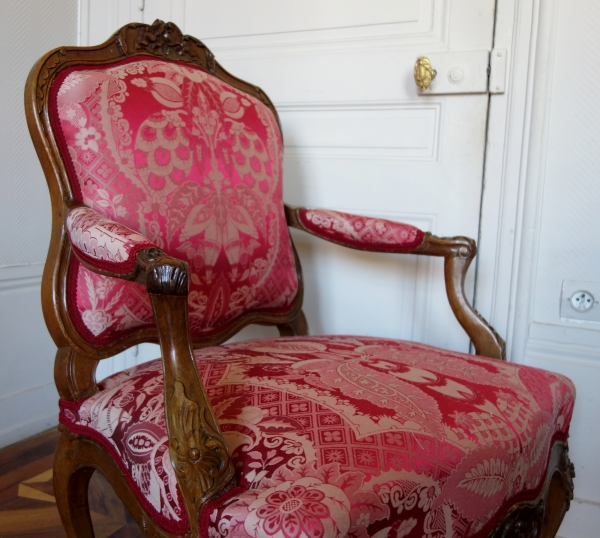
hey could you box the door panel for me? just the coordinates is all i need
[82,0,496,353]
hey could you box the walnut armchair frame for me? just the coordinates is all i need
[25,20,573,538]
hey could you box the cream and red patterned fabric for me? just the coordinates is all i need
[66,206,156,274]
[298,209,425,252]
[50,58,298,344]
[59,336,575,538]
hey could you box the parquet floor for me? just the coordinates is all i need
[0,428,143,537]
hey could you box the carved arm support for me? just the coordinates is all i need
[138,250,235,533]
[63,203,235,532]
[285,205,506,360]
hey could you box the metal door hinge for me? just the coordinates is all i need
[489,49,508,94]
[414,49,507,95]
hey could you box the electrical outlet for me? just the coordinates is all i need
[560,280,600,323]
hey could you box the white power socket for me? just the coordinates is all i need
[560,280,600,323]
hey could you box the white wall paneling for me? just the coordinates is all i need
[183,0,449,57]
[477,0,600,534]
[291,212,436,345]
[0,1,78,266]
[475,0,538,341]
[80,0,185,47]
[278,101,441,161]
[0,0,78,448]
[0,264,56,448]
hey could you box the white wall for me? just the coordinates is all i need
[0,0,78,448]
[505,0,600,534]
[0,0,160,448]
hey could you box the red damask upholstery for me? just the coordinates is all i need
[59,336,575,538]
[66,206,156,274]
[298,209,425,252]
[50,58,298,344]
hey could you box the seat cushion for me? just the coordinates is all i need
[59,336,575,537]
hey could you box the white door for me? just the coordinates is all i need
[83,0,496,354]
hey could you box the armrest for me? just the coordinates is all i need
[66,205,156,275]
[66,204,235,528]
[286,204,506,361]
[290,206,426,252]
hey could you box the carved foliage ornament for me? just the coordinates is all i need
[117,20,216,73]
[167,382,234,512]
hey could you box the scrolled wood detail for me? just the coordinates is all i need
[167,381,235,512]
[416,235,505,360]
[117,20,216,73]
[137,249,189,296]
[285,204,506,360]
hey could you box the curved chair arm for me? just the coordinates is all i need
[66,204,156,276]
[285,204,506,360]
[65,203,235,531]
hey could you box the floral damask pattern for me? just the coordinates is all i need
[66,206,155,273]
[59,336,575,537]
[298,209,425,252]
[51,58,298,343]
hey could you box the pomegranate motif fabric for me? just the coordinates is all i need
[298,209,425,252]
[59,336,575,538]
[50,58,298,344]
[66,206,156,274]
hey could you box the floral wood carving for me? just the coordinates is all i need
[117,20,216,73]
[167,381,235,515]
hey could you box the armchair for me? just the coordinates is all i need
[26,20,575,538]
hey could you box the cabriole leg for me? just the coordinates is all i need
[53,427,96,538]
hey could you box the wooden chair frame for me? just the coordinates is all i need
[25,20,574,538]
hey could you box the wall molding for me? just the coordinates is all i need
[527,337,600,368]
[0,263,43,290]
[196,0,449,59]
[475,0,561,363]
[507,0,561,364]
[293,208,438,345]
[278,100,441,161]
[529,321,600,351]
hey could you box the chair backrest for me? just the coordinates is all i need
[26,21,302,356]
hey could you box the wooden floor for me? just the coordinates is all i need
[0,428,143,537]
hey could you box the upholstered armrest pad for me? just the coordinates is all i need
[298,208,425,251]
[66,206,156,274]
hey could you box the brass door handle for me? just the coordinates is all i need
[414,56,437,90]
